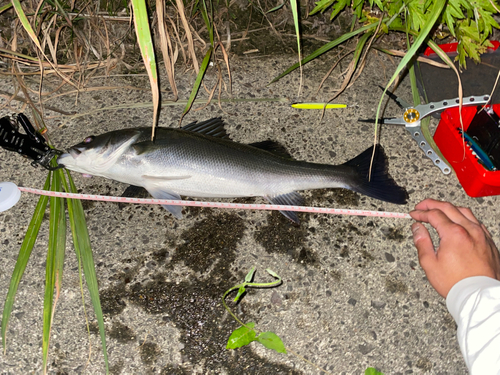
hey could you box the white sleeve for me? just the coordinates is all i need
[446,276,500,374]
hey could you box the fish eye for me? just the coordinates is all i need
[83,136,95,144]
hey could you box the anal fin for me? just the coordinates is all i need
[145,186,184,219]
[266,192,305,225]
[119,185,149,210]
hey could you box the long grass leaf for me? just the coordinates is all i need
[52,168,67,325]
[131,0,159,141]
[62,172,109,373]
[270,18,389,83]
[181,47,213,120]
[0,2,13,14]
[54,169,67,296]
[289,0,303,95]
[2,173,51,353]
[11,0,42,50]
[201,0,214,46]
[42,170,64,373]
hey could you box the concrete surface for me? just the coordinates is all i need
[1,50,498,374]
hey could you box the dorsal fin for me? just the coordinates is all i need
[182,117,229,139]
[249,140,293,159]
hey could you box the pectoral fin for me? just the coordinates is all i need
[145,186,184,219]
[266,192,305,225]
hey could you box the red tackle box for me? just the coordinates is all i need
[434,104,500,197]
[419,41,500,197]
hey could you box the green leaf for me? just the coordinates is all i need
[256,331,287,353]
[182,47,213,117]
[267,2,285,13]
[42,169,65,372]
[131,0,159,139]
[54,170,66,295]
[64,172,109,373]
[265,269,280,279]
[226,323,256,349]
[200,0,214,46]
[244,267,256,282]
[365,367,384,375]
[352,31,373,69]
[353,0,364,19]
[373,0,384,11]
[11,0,42,50]
[387,0,404,16]
[233,286,246,302]
[289,0,302,86]
[329,0,349,20]
[408,0,427,31]
[0,2,13,13]
[309,0,335,15]
[2,174,51,353]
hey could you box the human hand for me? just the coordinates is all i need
[410,198,500,298]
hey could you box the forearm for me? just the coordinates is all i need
[446,276,500,374]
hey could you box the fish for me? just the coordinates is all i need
[57,117,408,223]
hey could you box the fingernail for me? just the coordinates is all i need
[411,224,420,234]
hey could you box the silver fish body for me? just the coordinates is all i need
[57,118,407,223]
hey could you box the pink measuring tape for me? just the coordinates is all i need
[9,185,411,219]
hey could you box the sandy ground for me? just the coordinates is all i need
[1,50,497,374]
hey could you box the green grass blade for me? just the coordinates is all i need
[352,30,373,68]
[42,169,65,373]
[270,18,389,83]
[131,0,159,140]
[11,0,42,50]
[54,169,67,295]
[2,173,51,353]
[289,0,302,93]
[374,0,447,140]
[181,47,213,118]
[63,171,109,373]
[200,0,214,46]
[267,2,285,12]
[0,2,13,14]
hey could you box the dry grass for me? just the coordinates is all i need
[0,0,245,115]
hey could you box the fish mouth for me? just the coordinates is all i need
[68,146,84,158]
[56,146,84,167]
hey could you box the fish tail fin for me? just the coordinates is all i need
[343,145,408,204]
